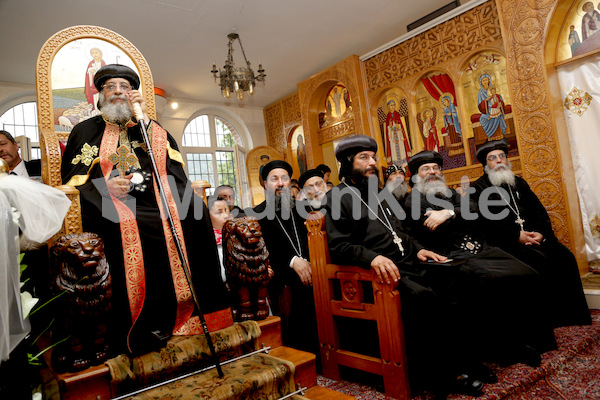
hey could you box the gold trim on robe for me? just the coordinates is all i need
[167,143,184,166]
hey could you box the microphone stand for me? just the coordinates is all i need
[132,105,223,378]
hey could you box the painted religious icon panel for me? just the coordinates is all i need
[318,84,354,129]
[289,126,307,178]
[415,71,467,169]
[557,1,600,63]
[51,38,140,132]
[377,89,412,170]
[460,52,518,164]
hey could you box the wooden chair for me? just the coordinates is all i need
[306,211,411,400]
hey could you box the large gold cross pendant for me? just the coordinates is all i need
[108,145,139,176]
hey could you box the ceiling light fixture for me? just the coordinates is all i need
[211,33,266,101]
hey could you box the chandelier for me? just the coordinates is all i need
[211,33,266,101]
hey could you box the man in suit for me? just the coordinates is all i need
[0,130,41,179]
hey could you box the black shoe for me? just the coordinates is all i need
[449,373,484,397]
[468,363,497,384]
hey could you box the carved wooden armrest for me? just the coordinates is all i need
[50,185,83,247]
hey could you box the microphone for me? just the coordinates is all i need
[132,101,145,123]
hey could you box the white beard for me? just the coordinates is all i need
[385,178,409,200]
[414,174,452,197]
[485,161,515,187]
[99,92,132,125]
[307,197,324,209]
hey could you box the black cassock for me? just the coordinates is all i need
[403,188,557,361]
[62,116,231,356]
[471,173,591,327]
[250,200,319,359]
[324,181,557,391]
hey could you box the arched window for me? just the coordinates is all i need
[0,101,40,160]
[181,113,249,207]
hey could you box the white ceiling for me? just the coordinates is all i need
[0,0,471,109]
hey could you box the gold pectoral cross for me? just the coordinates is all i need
[515,217,525,231]
[108,145,139,176]
[392,231,404,255]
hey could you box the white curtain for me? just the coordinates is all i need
[557,55,600,262]
[0,175,71,361]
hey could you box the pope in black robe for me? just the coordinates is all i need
[471,140,590,327]
[61,64,231,356]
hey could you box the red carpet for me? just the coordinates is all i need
[317,310,600,400]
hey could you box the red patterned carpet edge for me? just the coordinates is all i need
[316,375,397,400]
[316,310,600,400]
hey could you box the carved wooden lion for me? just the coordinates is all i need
[222,217,271,321]
[49,232,112,373]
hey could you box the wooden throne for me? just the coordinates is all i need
[35,25,213,237]
[35,25,160,240]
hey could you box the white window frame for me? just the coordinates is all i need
[181,111,249,208]
[0,101,40,161]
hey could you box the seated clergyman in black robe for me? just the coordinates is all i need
[248,160,319,365]
[324,136,556,398]
[471,139,591,327]
[61,64,232,356]
[403,150,558,373]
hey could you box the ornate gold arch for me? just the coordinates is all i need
[36,25,156,187]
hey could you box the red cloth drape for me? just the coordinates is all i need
[420,74,457,105]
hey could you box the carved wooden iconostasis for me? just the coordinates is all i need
[264,55,371,186]
[263,0,595,271]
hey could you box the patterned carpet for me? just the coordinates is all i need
[317,310,600,400]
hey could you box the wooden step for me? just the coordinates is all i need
[257,315,283,349]
[269,346,317,389]
[303,386,357,399]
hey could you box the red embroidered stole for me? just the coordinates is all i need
[99,121,205,347]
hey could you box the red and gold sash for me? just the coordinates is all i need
[99,121,232,348]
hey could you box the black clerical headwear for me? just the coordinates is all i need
[260,160,293,181]
[384,162,405,184]
[94,64,141,91]
[335,135,377,162]
[407,150,443,176]
[298,169,324,189]
[476,139,509,165]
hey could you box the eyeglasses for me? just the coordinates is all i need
[356,154,379,162]
[103,83,132,92]
[419,165,441,173]
[305,181,324,191]
[487,153,507,161]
